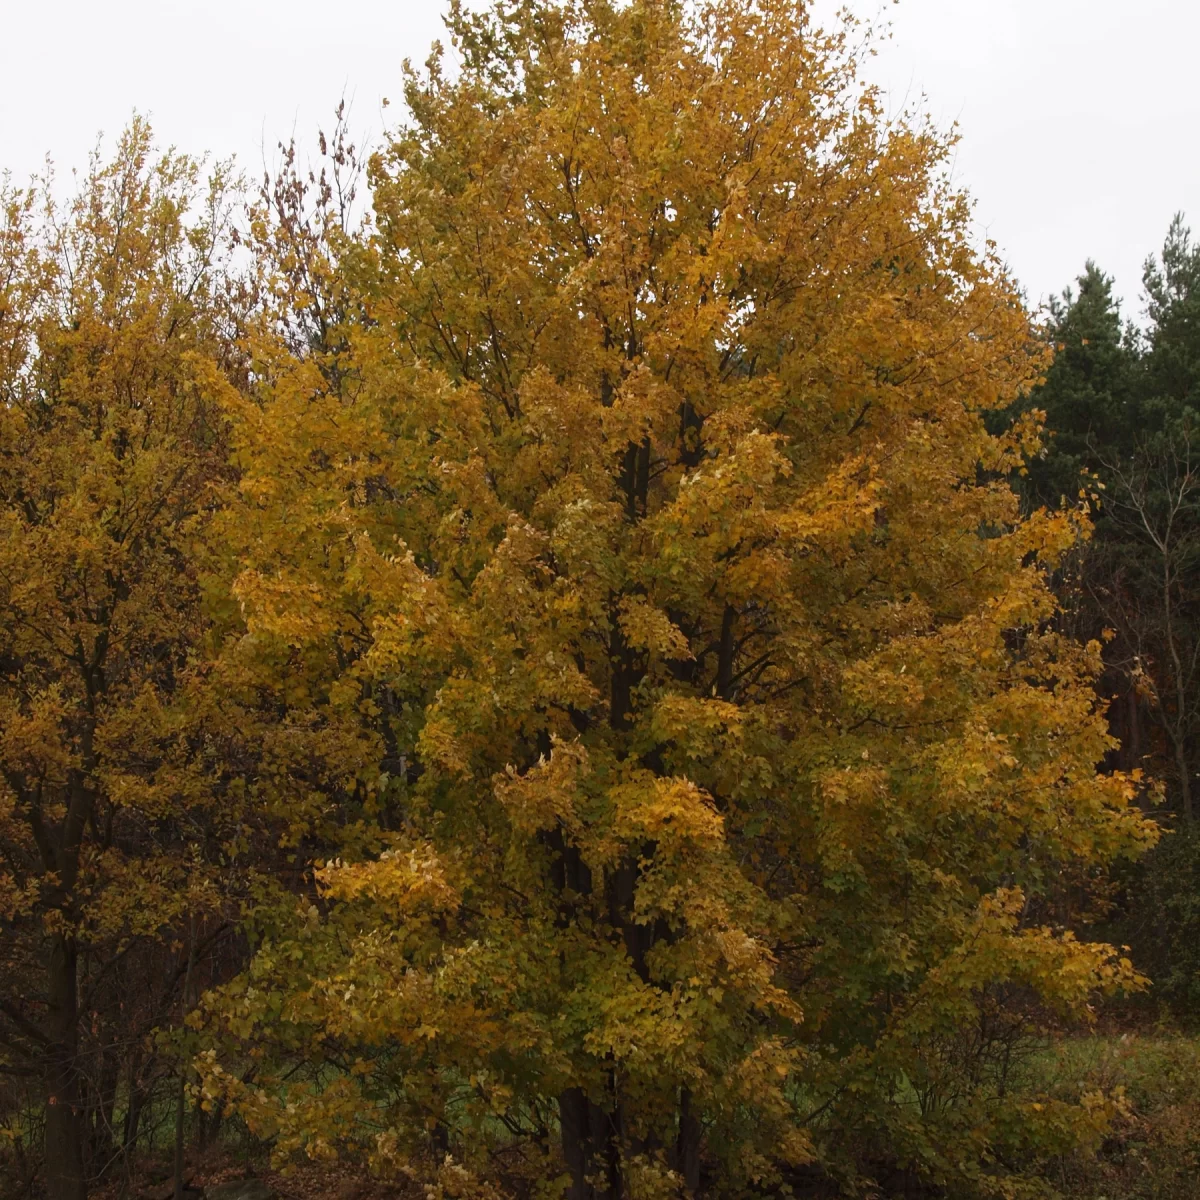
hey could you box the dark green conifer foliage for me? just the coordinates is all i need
[1017,263,1138,515]
[1143,214,1200,417]
[1025,219,1200,1013]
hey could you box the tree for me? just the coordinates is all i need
[1143,214,1200,417]
[1063,222,1200,822]
[1010,263,1138,516]
[1072,220,1200,1015]
[994,265,1150,783]
[0,123,243,1199]
[997,222,1200,1016]
[199,2,1154,1196]
[1092,423,1200,821]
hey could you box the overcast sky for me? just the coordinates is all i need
[2,0,1195,319]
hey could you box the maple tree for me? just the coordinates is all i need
[194,1,1156,1196]
[0,123,245,1200]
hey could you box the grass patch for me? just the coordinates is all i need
[1024,1031,1200,1198]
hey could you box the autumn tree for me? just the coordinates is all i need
[199,2,1154,1196]
[0,123,245,1200]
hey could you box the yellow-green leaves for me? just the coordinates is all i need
[0,119,247,1195]
[194,2,1155,1196]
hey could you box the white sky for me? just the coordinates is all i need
[2,0,1196,320]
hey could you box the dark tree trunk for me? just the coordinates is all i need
[173,916,196,1200]
[559,1086,619,1200]
[560,1086,589,1200]
[122,1073,145,1166]
[558,459,701,1197]
[675,1087,702,1195]
[195,1092,224,1154]
[45,934,86,1200]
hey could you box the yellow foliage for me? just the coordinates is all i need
[192,2,1157,1196]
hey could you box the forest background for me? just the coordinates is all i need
[2,2,1200,1199]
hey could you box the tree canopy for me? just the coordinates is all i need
[0,3,1176,1199]
[0,121,245,1200]
[190,2,1152,1197]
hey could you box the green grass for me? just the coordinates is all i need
[1021,1031,1200,1199]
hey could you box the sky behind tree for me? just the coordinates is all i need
[2,0,1194,318]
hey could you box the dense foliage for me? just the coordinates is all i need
[0,124,253,1200]
[0,2,1193,1198]
[1006,222,1200,1012]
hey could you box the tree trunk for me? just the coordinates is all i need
[559,1086,618,1200]
[1175,737,1193,822]
[121,1068,146,1185]
[45,934,86,1200]
[173,915,196,1200]
[560,1087,589,1200]
[1161,558,1193,820]
[675,1087,701,1195]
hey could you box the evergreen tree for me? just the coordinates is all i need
[1023,219,1200,1013]
[1143,214,1200,417]
[1017,263,1138,515]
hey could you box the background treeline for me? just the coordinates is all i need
[0,2,1193,1199]
[1005,228,1200,1010]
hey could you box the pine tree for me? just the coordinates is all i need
[1017,263,1138,514]
[1143,214,1200,417]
